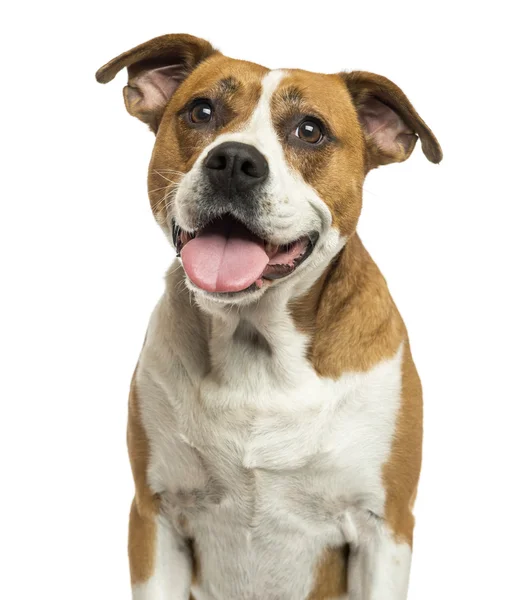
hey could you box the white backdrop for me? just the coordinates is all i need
[1,1,524,598]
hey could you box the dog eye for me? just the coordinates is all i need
[190,101,213,124]
[295,120,323,144]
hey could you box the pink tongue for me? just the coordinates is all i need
[181,220,270,293]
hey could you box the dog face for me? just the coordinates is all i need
[97,35,441,305]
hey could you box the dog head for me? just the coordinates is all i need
[97,34,441,306]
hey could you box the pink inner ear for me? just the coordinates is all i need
[359,97,414,156]
[130,64,187,112]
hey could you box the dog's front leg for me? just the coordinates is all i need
[127,374,192,599]
[347,520,412,600]
[129,500,192,599]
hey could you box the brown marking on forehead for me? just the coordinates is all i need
[272,70,366,237]
[128,370,160,584]
[148,54,268,223]
[307,545,349,599]
[216,75,240,94]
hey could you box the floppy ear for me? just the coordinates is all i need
[96,34,218,132]
[340,71,442,169]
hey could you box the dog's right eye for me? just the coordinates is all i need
[190,101,213,124]
[295,120,323,144]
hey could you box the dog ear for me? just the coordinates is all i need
[340,71,442,169]
[96,34,218,132]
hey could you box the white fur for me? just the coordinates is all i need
[132,515,192,600]
[132,71,412,599]
[348,529,412,599]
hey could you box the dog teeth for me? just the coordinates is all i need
[172,223,182,255]
[172,222,198,256]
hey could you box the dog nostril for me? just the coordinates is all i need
[206,153,228,170]
[240,160,259,178]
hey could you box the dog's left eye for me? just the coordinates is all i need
[295,120,323,144]
[190,101,213,124]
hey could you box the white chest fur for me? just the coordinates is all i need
[135,290,404,600]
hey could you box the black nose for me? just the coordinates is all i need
[204,142,269,194]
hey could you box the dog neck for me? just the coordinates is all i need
[163,232,401,388]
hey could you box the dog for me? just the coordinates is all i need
[96,33,441,600]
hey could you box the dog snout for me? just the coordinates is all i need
[204,142,269,194]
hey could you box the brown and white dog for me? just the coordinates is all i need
[97,34,442,600]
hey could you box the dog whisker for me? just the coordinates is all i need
[149,184,177,195]
[152,170,181,185]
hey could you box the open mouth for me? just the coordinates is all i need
[173,215,316,294]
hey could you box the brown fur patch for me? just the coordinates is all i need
[382,341,423,547]
[129,498,157,585]
[291,234,404,374]
[308,546,349,599]
[127,371,159,585]
[272,71,366,237]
